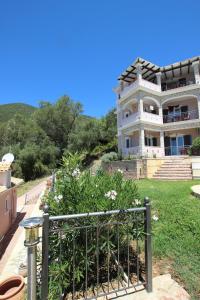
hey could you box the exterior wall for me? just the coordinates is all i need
[101,160,144,179]
[165,128,199,140]
[190,157,200,178]
[0,170,11,188]
[0,187,17,239]
[162,98,198,112]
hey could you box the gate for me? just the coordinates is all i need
[39,198,152,300]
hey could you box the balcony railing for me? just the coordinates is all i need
[120,78,161,99]
[142,112,162,124]
[121,112,139,127]
[162,79,196,91]
[163,110,199,123]
[165,146,191,156]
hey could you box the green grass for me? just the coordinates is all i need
[136,179,200,300]
[16,176,48,197]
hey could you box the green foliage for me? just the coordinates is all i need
[137,179,200,300]
[101,151,118,163]
[0,98,117,181]
[188,137,200,156]
[34,96,83,151]
[45,153,140,299]
[0,103,36,123]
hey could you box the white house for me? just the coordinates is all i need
[115,56,200,158]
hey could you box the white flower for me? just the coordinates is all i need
[152,215,159,221]
[135,199,141,206]
[105,190,117,200]
[117,168,123,174]
[72,168,81,178]
[95,184,98,188]
[54,194,63,203]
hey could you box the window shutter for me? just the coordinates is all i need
[184,135,192,146]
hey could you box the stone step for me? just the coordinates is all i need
[154,174,192,179]
[155,171,192,175]
[153,177,192,180]
[160,165,191,169]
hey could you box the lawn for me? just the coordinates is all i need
[136,179,200,300]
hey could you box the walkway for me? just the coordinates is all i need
[0,180,46,279]
[107,274,190,300]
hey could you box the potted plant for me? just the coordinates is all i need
[0,275,25,300]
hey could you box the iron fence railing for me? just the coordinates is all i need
[165,145,191,156]
[39,198,152,300]
[163,110,198,123]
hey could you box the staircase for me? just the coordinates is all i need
[153,158,192,180]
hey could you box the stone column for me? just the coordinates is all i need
[159,105,163,120]
[136,63,142,82]
[139,128,145,156]
[156,72,162,90]
[160,131,165,156]
[138,98,143,115]
[192,61,200,84]
[197,95,200,118]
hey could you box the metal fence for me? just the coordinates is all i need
[39,198,152,300]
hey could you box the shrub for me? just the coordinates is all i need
[101,151,118,163]
[189,137,200,156]
[44,153,142,299]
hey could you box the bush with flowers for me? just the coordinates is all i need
[44,153,143,299]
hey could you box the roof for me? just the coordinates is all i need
[0,162,11,172]
[118,56,200,83]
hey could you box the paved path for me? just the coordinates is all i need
[104,274,190,300]
[0,180,46,279]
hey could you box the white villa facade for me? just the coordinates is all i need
[115,56,200,158]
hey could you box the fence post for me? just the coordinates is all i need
[20,217,43,300]
[144,197,152,292]
[41,205,49,300]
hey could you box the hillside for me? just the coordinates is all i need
[0,103,36,123]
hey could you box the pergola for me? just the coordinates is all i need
[118,56,200,83]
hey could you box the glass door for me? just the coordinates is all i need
[177,136,184,155]
[170,137,177,155]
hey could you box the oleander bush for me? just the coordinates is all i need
[188,137,200,156]
[44,153,143,299]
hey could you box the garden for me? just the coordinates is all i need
[43,153,200,300]
[44,153,147,299]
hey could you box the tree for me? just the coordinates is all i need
[34,96,82,151]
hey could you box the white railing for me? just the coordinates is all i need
[143,146,164,158]
[119,78,161,99]
[123,146,140,156]
[140,79,161,92]
[121,112,140,127]
[141,112,162,124]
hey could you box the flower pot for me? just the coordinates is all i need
[0,275,25,300]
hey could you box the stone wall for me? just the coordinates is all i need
[102,160,144,179]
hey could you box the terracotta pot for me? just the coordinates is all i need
[0,275,25,300]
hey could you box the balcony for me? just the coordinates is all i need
[162,79,196,91]
[163,110,199,123]
[121,112,140,127]
[121,111,162,128]
[119,78,161,99]
[141,112,162,124]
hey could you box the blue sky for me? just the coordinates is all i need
[0,0,200,117]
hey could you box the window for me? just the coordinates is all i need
[126,138,130,148]
[145,136,158,146]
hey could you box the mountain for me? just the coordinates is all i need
[0,103,37,123]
